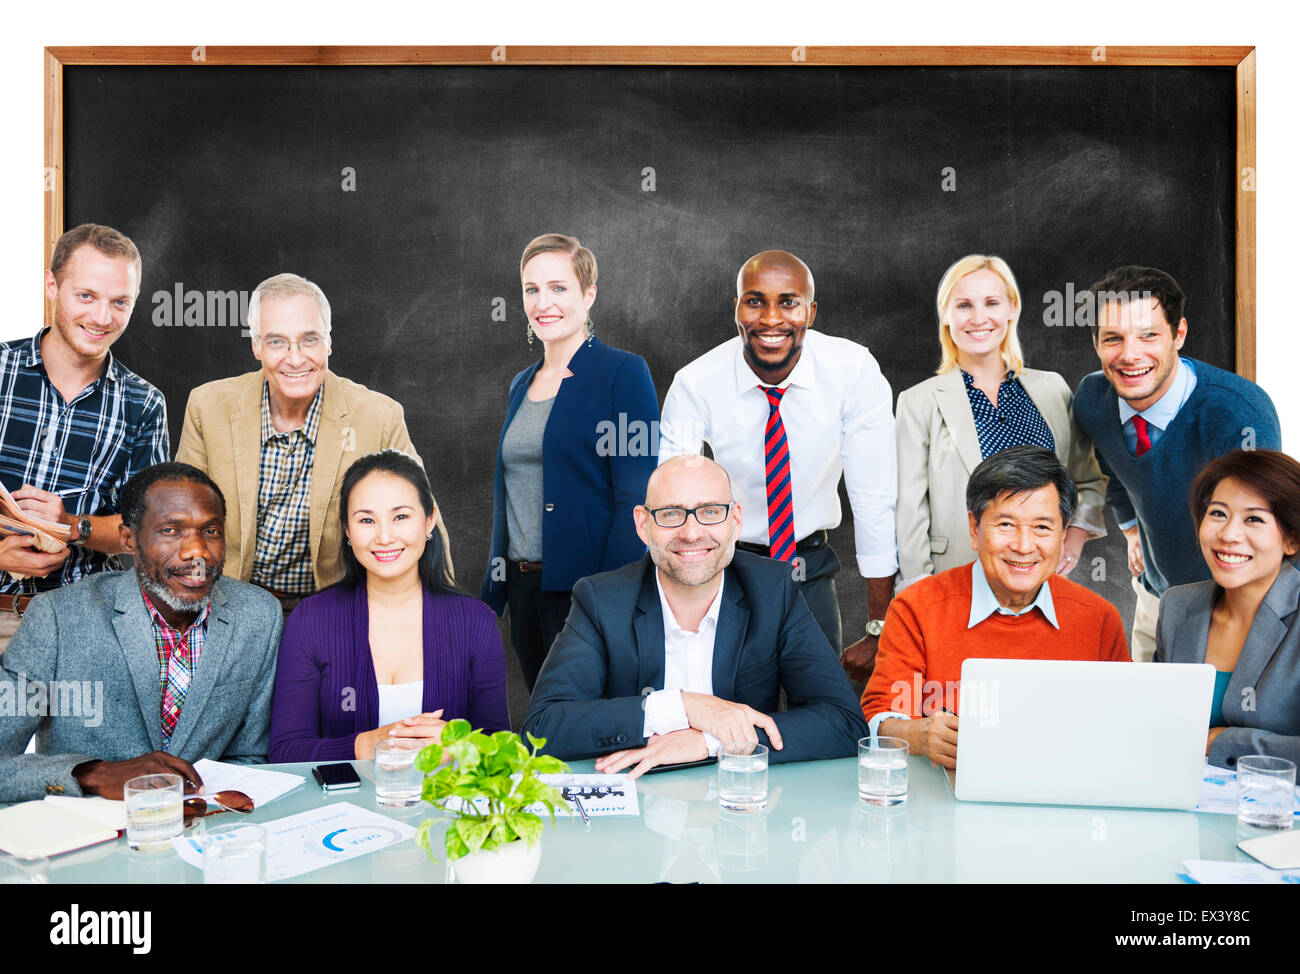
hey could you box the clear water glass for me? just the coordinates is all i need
[125,773,184,851]
[201,823,268,884]
[858,736,909,806]
[375,738,425,808]
[1236,755,1296,830]
[717,742,768,811]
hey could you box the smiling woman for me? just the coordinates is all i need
[1155,450,1300,768]
[894,254,1109,589]
[269,450,510,762]
[481,233,659,693]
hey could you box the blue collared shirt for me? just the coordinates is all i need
[961,370,1055,460]
[1117,357,1198,454]
[967,559,1059,630]
[1115,358,1197,529]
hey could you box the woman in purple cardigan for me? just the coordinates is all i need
[269,450,510,762]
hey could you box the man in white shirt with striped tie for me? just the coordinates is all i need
[658,251,898,684]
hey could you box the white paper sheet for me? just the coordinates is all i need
[1181,858,1300,884]
[172,801,416,882]
[191,759,304,808]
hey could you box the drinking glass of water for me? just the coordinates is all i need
[717,742,768,811]
[201,823,268,884]
[1236,755,1296,830]
[125,773,184,851]
[375,739,425,807]
[858,736,909,806]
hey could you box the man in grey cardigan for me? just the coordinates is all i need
[0,462,281,802]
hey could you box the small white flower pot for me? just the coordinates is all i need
[450,838,541,884]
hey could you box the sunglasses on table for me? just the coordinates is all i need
[183,790,254,826]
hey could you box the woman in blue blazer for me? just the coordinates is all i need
[481,234,659,691]
[1155,450,1300,769]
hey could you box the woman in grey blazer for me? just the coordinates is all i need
[895,255,1107,588]
[1155,450,1300,768]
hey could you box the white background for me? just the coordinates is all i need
[2,1,1294,455]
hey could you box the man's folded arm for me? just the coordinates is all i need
[767,586,869,763]
[0,597,95,801]
[521,580,649,760]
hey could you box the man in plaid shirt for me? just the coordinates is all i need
[0,224,168,649]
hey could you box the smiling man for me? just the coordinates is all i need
[861,447,1130,770]
[658,251,897,685]
[0,224,169,651]
[522,455,867,775]
[1071,266,1281,661]
[0,462,282,802]
[176,273,419,615]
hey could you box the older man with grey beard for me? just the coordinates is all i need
[0,462,281,802]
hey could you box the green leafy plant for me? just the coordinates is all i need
[413,718,570,862]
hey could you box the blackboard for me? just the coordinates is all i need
[55,57,1245,720]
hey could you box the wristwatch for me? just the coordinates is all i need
[865,619,885,637]
[70,516,92,545]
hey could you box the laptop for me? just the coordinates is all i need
[953,658,1215,810]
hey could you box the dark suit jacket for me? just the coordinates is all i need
[0,572,283,802]
[1155,561,1300,768]
[480,336,659,613]
[522,551,868,763]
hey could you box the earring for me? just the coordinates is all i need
[584,316,594,347]
[526,323,535,348]
[426,532,433,540]
[346,540,351,547]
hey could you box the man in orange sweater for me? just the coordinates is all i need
[862,446,1129,769]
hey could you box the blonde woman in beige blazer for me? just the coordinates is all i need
[896,255,1107,589]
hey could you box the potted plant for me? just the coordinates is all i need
[413,718,569,884]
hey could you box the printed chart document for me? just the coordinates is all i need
[542,774,640,817]
[441,774,640,818]
[1196,765,1300,817]
[1181,859,1300,884]
[172,802,416,881]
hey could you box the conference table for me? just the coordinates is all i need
[34,755,1260,883]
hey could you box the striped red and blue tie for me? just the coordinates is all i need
[762,386,797,562]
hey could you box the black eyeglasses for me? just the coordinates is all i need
[644,503,732,528]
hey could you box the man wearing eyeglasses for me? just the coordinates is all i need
[522,455,867,776]
[175,273,418,614]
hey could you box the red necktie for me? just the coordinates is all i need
[1132,415,1152,457]
[761,386,797,562]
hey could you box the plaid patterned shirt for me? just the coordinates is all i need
[141,587,211,749]
[250,383,323,595]
[0,331,169,594]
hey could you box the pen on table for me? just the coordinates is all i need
[573,794,590,828]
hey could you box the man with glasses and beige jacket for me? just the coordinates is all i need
[175,273,419,616]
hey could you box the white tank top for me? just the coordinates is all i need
[377,681,425,728]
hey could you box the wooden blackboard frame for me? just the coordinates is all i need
[43,44,1257,376]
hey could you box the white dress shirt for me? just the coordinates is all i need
[642,571,725,754]
[659,330,898,577]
